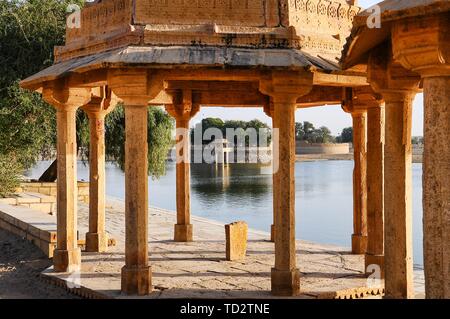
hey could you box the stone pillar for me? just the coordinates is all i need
[263,102,276,243]
[365,103,385,277]
[86,110,107,252]
[422,76,450,298]
[166,92,199,242]
[272,96,299,296]
[391,15,450,298]
[174,117,192,242]
[368,51,420,299]
[109,69,152,295]
[42,86,91,272]
[121,102,152,295]
[351,111,368,254]
[82,93,115,253]
[383,92,416,299]
[260,71,313,296]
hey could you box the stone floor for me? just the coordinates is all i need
[41,198,425,299]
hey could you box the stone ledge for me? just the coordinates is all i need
[0,203,115,258]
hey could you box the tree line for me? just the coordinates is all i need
[296,122,353,144]
[191,118,271,147]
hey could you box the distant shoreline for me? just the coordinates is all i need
[296,153,424,164]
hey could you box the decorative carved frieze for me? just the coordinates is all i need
[55,0,361,63]
[135,0,265,26]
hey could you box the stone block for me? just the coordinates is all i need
[28,203,53,214]
[225,221,248,261]
[38,187,52,196]
[0,198,17,205]
[16,196,37,204]
[39,229,57,243]
[77,186,89,196]
[27,225,41,239]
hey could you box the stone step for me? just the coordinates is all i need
[0,192,56,215]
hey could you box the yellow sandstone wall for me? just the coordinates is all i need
[19,182,90,203]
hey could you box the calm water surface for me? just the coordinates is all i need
[28,160,424,266]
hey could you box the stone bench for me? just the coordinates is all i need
[0,203,116,257]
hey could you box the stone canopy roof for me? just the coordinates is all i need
[21,0,361,90]
[342,0,450,68]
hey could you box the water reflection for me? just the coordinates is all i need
[26,160,424,266]
[191,163,272,201]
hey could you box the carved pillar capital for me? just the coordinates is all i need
[392,14,450,78]
[165,89,200,121]
[367,50,421,98]
[81,87,118,117]
[263,99,275,118]
[259,71,314,103]
[107,69,155,106]
[342,86,383,115]
[42,82,91,111]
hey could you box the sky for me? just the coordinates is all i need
[191,0,425,137]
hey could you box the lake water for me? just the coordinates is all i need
[28,160,424,266]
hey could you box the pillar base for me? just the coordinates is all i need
[174,224,193,242]
[271,268,300,296]
[352,234,368,254]
[53,248,81,273]
[365,254,385,279]
[85,232,108,253]
[270,224,275,242]
[121,266,152,296]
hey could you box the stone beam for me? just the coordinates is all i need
[313,72,369,87]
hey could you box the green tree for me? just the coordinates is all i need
[0,0,174,183]
[104,106,174,179]
[337,127,353,143]
[295,122,304,141]
[192,118,225,144]
[0,154,22,197]
[0,0,83,169]
[316,126,335,144]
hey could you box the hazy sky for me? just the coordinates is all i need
[191,0,424,137]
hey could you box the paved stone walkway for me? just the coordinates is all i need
[41,198,425,299]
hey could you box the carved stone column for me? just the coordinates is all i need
[368,53,420,299]
[392,14,450,298]
[43,85,92,272]
[346,87,386,275]
[166,90,200,242]
[351,110,368,255]
[260,71,313,296]
[365,101,385,277]
[82,89,117,253]
[263,101,276,243]
[109,70,152,295]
